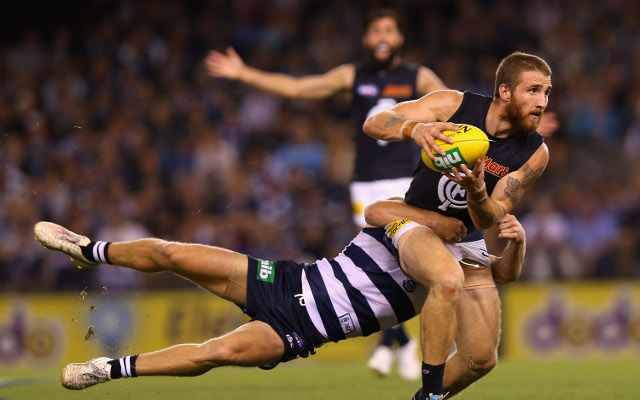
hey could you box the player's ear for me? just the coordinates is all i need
[499,84,510,101]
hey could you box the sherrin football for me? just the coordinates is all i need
[421,124,490,172]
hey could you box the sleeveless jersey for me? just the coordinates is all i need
[300,228,428,342]
[404,91,544,241]
[352,61,420,182]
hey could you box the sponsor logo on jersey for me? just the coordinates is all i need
[386,219,411,239]
[357,83,379,97]
[483,156,510,178]
[339,313,356,334]
[481,250,490,258]
[403,279,418,293]
[381,84,412,98]
[437,175,468,211]
[433,148,467,171]
[257,259,275,283]
[292,332,304,349]
[285,334,295,349]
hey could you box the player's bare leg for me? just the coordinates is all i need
[135,320,283,375]
[34,221,248,306]
[396,226,464,398]
[107,239,248,305]
[61,320,283,390]
[443,283,501,397]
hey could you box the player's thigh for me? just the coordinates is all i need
[166,243,248,306]
[397,226,462,287]
[455,287,501,363]
[199,320,284,367]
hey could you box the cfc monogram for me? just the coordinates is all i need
[257,259,275,283]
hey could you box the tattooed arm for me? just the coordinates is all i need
[447,144,549,230]
[474,144,549,229]
[362,90,463,161]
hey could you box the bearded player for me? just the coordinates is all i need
[363,52,551,399]
[206,8,445,380]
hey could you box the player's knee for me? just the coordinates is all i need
[468,352,497,376]
[431,270,464,303]
[196,339,241,368]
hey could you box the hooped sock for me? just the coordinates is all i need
[80,241,112,264]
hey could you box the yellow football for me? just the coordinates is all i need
[421,124,490,172]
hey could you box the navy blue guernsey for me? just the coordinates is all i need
[404,91,545,241]
[352,61,420,182]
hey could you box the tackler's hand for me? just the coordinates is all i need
[497,214,525,244]
[430,214,467,243]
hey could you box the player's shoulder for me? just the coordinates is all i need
[423,89,464,105]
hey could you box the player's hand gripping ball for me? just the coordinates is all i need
[421,124,489,172]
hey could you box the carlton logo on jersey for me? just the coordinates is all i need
[438,175,468,211]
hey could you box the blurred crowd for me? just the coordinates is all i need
[1,0,639,291]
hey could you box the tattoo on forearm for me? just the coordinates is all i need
[473,207,497,227]
[384,115,406,128]
[505,163,546,206]
[468,197,503,227]
[504,177,523,205]
[521,163,546,186]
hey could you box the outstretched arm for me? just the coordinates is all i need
[489,214,526,284]
[364,199,467,244]
[445,143,549,230]
[205,47,354,99]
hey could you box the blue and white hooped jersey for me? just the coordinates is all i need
[300,227,428,342]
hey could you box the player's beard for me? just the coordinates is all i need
[505,96,542,134]
[366,43,400,70]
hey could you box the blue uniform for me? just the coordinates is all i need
[404,91,545,241]
[351,62,421,182]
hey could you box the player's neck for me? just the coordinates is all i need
[486,101,516,138]
[370,56,401,71]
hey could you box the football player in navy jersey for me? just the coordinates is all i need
[34,206,525,400]
[206,8,446,380]
[363,52,551,399]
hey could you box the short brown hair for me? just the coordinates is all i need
[363,8,403,34]
[494,52,551,98]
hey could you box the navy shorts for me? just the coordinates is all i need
[243,257,325,368]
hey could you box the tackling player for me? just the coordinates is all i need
[34,206,525,400]
[205,7,445,380]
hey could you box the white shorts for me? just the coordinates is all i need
[384,220,491,268]
[349,177,413,228]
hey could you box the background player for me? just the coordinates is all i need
[205,8,445,380]
[34,205,526,400]
[363,52,551,399]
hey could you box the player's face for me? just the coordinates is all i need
[506,70,552,133]
[363,16,404,67]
